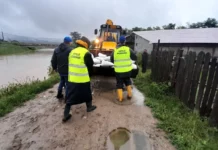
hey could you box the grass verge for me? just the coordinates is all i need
[0,74,59,117]
[0,41,36,55]
[134,70,218,150]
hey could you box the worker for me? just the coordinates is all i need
[107,32,115,41]
[62,36,97,122]
[110,36,137,101]
[142,49,148,73]
[51,36,72,100]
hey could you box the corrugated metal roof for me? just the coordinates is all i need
[133,28,218,44]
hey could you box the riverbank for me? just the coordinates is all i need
[0,41,36,55]
[134,70,218,150]
[0,73,59,117]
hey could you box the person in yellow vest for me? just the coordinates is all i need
[110,36,137,101]
[62,36,97,122]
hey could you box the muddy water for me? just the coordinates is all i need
[107,128,131,150]
[0,49,53,87]
[107,127,152,150]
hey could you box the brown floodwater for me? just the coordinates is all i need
[0,49,53,87]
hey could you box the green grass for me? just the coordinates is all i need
[0,41,36,55]
[134,70,218,150]
[0,73,59,117]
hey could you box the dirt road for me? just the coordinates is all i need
[0,77,175,150]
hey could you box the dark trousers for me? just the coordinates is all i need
[64,102,92,117]
[115,75,132,89]
[58,74,68,97]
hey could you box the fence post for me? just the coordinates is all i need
[152,40,160,82]
[188,52,205,109]
[205,64,218,116]
[209,92,218,127]
[181,51,196,105]
[175,58,185,98]
[200,58,217,116]
[171,49,183,87]
[195,53,211,110]
[157,39,160,52]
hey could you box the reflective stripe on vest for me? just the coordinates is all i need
[114,46,132,73]
[68,47,90,83]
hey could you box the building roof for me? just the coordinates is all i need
[133,28,218,44]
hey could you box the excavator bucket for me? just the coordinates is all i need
[101,41,117,51]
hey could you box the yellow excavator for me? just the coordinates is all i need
[90,19,126,76]
[90,19,125,57]
[90,19,138,78]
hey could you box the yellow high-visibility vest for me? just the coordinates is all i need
[68,47,90,83]
[114,46,132,73]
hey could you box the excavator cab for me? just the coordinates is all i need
[91,19,124,56]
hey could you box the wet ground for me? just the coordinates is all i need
[0,77,175,150]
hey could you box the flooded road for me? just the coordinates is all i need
[0,49,53,87]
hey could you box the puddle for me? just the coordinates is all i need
[109,86,145,106]
[107,127,131,150]
[107,128,152,150]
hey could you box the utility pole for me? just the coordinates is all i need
[1,31,4,41]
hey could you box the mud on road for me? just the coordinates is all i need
[0,77,175,150]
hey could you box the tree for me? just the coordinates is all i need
[153,26,161,30]
[125,17,218,34]
[124,28,133,35]
[188,22,205,28]
[132,27,146,31]
[163,23,176,29]
[177,26,186,29]
[146,27,153,31]
[204,18,218,28]
[188,18,218,28]
[132,27,141,31]
[70,31,81,42]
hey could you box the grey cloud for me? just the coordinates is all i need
[0,0,218,40]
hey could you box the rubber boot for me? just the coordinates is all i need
[117,89,123,102]
[56,92,64,99]
[86,101,97,112]
[126,85,132,100]
[62,114,72,123]
[62,104,72,123]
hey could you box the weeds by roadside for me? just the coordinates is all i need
[0,74,59,117]
[134,70,218,150]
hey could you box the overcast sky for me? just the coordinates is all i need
[0,0,218,40]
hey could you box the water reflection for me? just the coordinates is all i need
[108,128,131,150]
[107,128,152,150]
[0,49,53,87]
